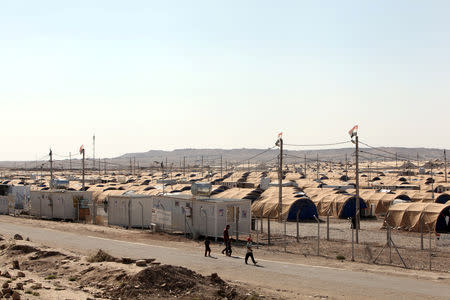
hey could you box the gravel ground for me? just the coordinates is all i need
[254,217,449,252]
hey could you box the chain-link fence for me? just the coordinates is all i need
[250,215,450,272]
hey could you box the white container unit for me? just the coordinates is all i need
[150,195,252,239]
[30,190,92,220]
[107,195,153,228]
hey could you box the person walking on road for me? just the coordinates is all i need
[221,224,232,256]
[204,237,211,257]
[245,235,257,265]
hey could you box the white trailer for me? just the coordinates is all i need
[150,195,252,240]
[30,190,92,220]
[107,195,153,228]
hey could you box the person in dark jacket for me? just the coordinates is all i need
[221,224,232,256]
[204,238,211,257]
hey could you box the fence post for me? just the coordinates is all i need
[260,207,263,233]
[326,209,330,241]
[420,213,424,250]
[314,215,319,256]
[428,225,432,271]
[267,216,271,245]
[351,223,355,261]
[256,226,259,249]
[283,219,287,253]
[388,224,392,264]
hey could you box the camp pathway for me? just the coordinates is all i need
[0,220,448,299]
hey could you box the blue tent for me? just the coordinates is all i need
[436,193,450,204]
[339,196,367,219]
[436,205,450,233]
[286,197,318,221]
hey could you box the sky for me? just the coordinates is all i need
[1,0,449,161]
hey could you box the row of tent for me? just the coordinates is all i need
[248,187,450,233]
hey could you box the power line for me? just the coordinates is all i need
[284,153,344,164]
[358,140,411,161]
[284,141,351,147]
[359,150,407,162]
[234,146,277,166]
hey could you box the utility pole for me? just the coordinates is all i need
[248,160,250,172]
[183,156,186,177]
[395,153,398,169]
[201,156,204,176]
[316,153,319,181]
[445,149,448,183]
[133,157,136,175]
[417,152,419,174]
[99,158,101,175]
[104,158,107,175]
[304,153,307,177]
[49,149,53,189]
[355,134,360,243]
[93,134,95,171]
[165,157,168,175]
[220,155,223,178]
[81,148,85,190]
[431,160,434,200]
[225,160,228,173]
[69,152,72,171]
[345,153,348,179]
[348,125,360,244]
[129,158,132,175]
[276,136,283,222]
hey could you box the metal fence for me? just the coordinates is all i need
[250,214,450,272]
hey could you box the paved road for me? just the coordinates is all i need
[0,221,449,299]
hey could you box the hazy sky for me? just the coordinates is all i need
[1,1,449,161]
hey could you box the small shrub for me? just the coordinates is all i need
[33,292,40,296]
[336,254,346,260]
[25,290,32,294]
[45,274,57,280]
[69,276,77,281]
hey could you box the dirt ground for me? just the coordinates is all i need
[266,217,449,251]
[0,235,265,300]
[1,215,449,300]
[250,233,450,272]
[5,215,449,273]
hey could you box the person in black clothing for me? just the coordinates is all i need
[221,224,232,256]
[204,238,211,257]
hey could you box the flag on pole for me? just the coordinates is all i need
[348,125,358,137]
[79,145,84,154]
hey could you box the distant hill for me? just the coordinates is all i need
[115,147,446,166]
[0,147,446,170]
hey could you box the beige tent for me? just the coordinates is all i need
[384,202,450,232]
[251,187,318,221]
[395,191,435,202]
[308,190,366,218]
[352,190,396,215]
